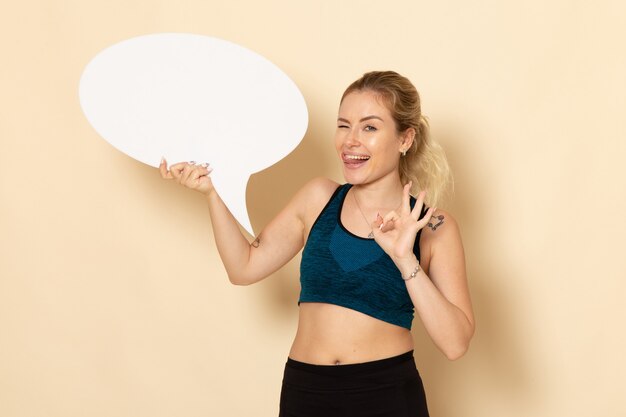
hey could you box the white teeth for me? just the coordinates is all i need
[345,154,370,160]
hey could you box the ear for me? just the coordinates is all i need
[399,127,416,153]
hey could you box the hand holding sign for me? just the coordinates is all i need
[79,33,308,234]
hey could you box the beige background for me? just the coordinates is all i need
[2,1,625,416]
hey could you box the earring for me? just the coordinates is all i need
[402,149,407,156]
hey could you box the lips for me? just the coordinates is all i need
[342,152,370,168]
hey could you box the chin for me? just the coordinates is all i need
[342,170,365,185]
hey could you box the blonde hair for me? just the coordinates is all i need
[341,71,452,207]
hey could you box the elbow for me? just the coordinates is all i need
[442,327,474,361]
[227,273,253,286]
[443,343,470,361]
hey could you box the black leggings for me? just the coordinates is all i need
[279,351,429,417]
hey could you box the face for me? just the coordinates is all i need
[335,90,411,186]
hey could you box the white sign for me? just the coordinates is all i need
[79,33,309,234]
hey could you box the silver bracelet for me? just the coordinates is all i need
[403,263,421,281]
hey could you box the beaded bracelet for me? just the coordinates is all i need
[403,263,421,281]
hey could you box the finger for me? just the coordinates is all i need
[190,162,213,183]
[380,219,395,233]
[411,190,427,220]
[381,210,399,225]
[370,213,386,239]
[401,181,412,215]
[417,206,436,229]
[378,210,399,233]
[189,164,212,184]
[198,162,212,174]
[180,162,198,184]
[177,163,190,183]
[168,162,188,180]
[159,157,173,179]
[370,213,384,236]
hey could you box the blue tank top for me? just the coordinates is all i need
[299,183,426,330]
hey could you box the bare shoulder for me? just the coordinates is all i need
[419,208,466,281]
[259,177,338,244]
[294,177,340,229]
[277,177,338,220]
[290,177,339,204]
[302,177,340,197]
[421,208,463,251]
[422,208,461,238]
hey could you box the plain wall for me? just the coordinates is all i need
[1,1,625,416]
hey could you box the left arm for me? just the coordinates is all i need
[372,184,475,360]
[395,212,474,360]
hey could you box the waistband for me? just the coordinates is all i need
[286,350,414,377]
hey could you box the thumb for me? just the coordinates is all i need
[159,157,173,179]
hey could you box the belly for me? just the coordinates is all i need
[289,302,414,365]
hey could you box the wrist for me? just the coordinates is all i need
[205,188,218,200]
[402,263,421,281]
[393,255,420,279]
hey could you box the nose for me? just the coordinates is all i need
[344,128,360,147]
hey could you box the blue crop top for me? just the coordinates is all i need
[298,183,427,330]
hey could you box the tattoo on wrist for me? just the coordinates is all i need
[427,215,444,231]
[251,236,260,248]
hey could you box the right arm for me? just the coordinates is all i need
[160,159,336,285]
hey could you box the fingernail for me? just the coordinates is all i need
[201,163,209,168]
[160,156,165,165]
[190,161,196,165]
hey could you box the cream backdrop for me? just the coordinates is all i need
[1,1,625,416]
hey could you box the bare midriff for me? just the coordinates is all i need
[288,302,414,365]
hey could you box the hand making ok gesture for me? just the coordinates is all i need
[370,182,436,263]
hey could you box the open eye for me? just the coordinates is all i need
[364,125,377,132]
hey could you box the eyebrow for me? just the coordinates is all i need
[337,115,384,124]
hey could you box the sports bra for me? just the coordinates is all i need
[298,183,427,330]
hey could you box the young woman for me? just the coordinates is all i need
[160,71,474,417]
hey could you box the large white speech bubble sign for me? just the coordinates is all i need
[79,33,308,235]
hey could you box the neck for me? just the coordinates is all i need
[351,175,404,209]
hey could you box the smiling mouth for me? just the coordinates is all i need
[342,153,370,163]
